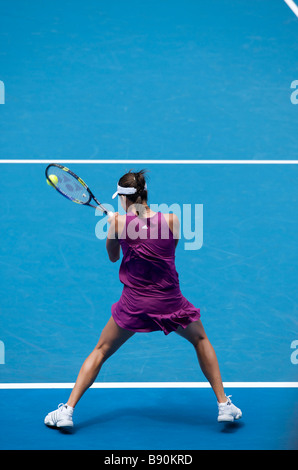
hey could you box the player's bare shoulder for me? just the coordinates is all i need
[113,213,127,238]
[163,213,180,239]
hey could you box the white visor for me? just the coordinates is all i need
[112,183,147,199]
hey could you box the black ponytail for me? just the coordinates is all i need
[118,169,148,204]
[118,169,148,216]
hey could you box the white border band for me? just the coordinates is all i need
[0,382,297,389]
[0,159,298,164]
[284,0,298,17]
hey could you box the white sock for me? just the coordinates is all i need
[217,398,229,405]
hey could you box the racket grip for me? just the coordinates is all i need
[107,211,114,218]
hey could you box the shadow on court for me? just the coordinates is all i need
[219,421,245,434]
[75,404,216,431]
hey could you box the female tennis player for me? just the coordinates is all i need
[44,170,242,430]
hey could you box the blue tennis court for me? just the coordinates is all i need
[0,0,298,452]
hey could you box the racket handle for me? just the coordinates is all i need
[107,211,114,218]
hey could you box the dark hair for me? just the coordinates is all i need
[118,169,148,205]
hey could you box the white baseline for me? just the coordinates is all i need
[0,159,298,164]
[0,382,297,389]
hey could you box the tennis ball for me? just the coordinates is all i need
[47,174,58,187]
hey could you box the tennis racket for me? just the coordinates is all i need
[45,163,113,216]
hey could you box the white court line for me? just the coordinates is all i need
[0,382,297,389]
[284,0,298,17]
[0,159,298,164]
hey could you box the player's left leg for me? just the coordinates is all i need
[44,317,134,429]
[67,316,134,408]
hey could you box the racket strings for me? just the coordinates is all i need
[49,167,90,204]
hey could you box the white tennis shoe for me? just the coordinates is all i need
[44,403,74,430]
[44,398,241,430]
[217,396,242,422]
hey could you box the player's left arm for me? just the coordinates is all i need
[106,213,121,262]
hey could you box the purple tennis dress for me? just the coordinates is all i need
[111,212,201,335]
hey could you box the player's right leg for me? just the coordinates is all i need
[175,319,242,422]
